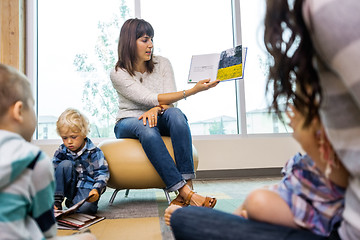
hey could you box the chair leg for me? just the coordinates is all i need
[109,189,120,206]
[125,189,130,197]
[164,190,171,204]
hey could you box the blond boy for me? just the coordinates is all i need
[53,109,109,214]
[0,64,96,239]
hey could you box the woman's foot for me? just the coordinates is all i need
[186,180,194,190]
[169,181,195,206]
[178,185,217,208]
[170,194,187,206]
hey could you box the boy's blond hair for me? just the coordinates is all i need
[0,64,33,119]
[56,108,90,136]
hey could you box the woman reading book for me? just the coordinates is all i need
[110,18,219,208]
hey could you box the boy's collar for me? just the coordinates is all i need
[63,137,96,155]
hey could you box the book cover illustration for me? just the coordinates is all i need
[217,45,242,81]
[188,45,245,83]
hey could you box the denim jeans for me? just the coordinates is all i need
[54,160,99,214]
[114,108,195,191]
[170,207,328,240]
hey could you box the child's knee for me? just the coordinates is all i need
[57,160,74,169]
[78,201,98,215]
[244,189,271,216]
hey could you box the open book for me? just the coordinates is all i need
[54,194,105,230]
[188,45,246,83]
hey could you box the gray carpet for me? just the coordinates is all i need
[94,177,281,239]
[97,188,166,219]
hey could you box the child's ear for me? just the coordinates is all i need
[11,101,24,123]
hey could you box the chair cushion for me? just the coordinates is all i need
[98,137,198,189]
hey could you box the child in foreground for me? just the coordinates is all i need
[0,64,95,239]
[165,105,349,238]
[234,105,348,236]
[53,108,109,214]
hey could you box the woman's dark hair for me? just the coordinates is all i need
[264,0,321,126]
[115,18,155,76]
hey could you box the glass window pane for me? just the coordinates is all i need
[241,0,290,134]
[37,0,134,139]
[141,0,238,135]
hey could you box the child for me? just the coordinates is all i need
[53,108,109,214]
[0,64,96,239]
[234,105,349,237]
[165,105,348,238]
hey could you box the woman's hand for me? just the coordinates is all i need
[138,106,161,127]
[192,78,220,94]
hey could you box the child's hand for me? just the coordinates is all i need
[87,189,100,202]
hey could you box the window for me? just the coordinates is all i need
[241,0,290,134]
[141,0,238,135]
[32,0,289,140]
[37,0,134,139]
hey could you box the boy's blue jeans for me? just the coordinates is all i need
[54,160,98,214]
[114,108,195,192]
[170,207,328,240]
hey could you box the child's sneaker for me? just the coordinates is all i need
[54,201,62,210]
[54,194,64,210]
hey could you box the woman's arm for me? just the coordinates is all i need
[157,56,219,105]
[158,79,219,105]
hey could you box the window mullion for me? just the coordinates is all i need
[135,0,141,18]
[232,0,247,135]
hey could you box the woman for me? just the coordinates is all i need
[265,0,360,239]
[110,18,218,208]
[165,0,360,239]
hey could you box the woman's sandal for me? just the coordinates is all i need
[170,196,188,207]
[184,190,217,208]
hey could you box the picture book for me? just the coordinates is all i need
[57,213,105,230]
[188,45,246,83]
[54,194,105,230]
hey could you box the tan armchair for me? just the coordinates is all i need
[98,137,199,205]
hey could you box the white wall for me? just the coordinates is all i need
[34,134,302,171]
[193,135,301,170]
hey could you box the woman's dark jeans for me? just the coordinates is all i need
[114,108,195,191]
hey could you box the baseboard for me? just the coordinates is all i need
[196,168,282,180]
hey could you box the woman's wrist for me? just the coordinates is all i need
[184,88,195,99]
[182,90,187,100]
[156,105,165,115]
